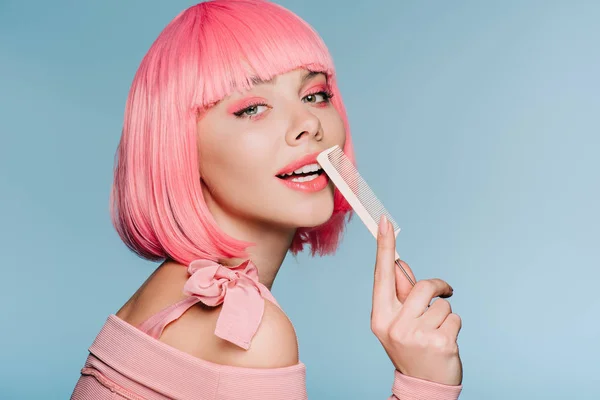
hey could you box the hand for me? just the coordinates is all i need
[370,215,463,386]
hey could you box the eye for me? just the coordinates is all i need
[302,90,334,104]
[233,104,269,118]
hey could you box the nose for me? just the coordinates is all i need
[285,107,323,146]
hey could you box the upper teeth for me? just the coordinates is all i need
[281,163,322,176]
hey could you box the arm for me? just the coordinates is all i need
[387,370,463,400]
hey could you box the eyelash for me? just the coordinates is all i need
[232,89,335,119]
[304,89,334,104]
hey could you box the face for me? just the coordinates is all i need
[196,68,346,231]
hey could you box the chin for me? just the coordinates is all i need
[289,195,335,228]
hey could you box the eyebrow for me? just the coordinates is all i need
[249,70,325,86]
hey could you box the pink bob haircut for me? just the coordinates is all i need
[110,0,356,266]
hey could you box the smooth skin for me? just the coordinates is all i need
[371,214,463,385]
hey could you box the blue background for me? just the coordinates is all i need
[1,0,598,398]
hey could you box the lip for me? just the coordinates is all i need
[278,173,329,193]
[275,151,322,176]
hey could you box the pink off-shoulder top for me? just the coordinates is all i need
[71,259,463,399]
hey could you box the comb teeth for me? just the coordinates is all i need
[317,145,400,239]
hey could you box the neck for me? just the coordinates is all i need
[203,188,296,290]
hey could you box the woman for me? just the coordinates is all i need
[71,0,463,398]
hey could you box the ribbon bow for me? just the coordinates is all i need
[182,259,278,350]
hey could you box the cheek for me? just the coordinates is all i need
[322,109,346,146]
[198,123,274,190]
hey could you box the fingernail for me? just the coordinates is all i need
[379,215,388,236]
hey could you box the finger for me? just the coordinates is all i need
[394,259,417,303]
[419,298,452,329]
[372,215,398,313]
[438,313,462,338]
[402,279,453,319]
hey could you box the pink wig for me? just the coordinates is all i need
[111,0,355,265]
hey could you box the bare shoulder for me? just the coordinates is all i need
[239,298,300,367]
[115,260,190,327]
[116,260,299,368]
[160,297,300,368]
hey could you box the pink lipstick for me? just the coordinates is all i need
[276,151,329,193]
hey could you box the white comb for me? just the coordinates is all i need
[317,145,415,287]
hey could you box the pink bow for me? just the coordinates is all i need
[182,259,278,350]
